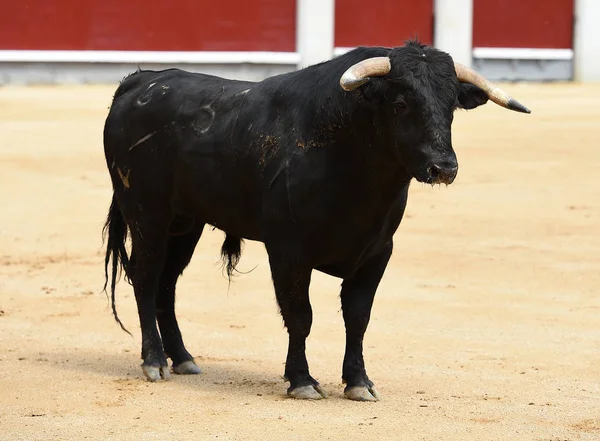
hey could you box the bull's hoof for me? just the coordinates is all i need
[141,364,171,382]
[288,384,328,400]
[344,385,380,402]
[173,360,202,375]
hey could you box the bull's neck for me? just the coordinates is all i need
[331,107,409,182]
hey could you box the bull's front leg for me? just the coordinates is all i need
[267,247,326,400]
[340,242,393,401]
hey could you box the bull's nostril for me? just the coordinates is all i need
[428,164,458,184]
[428,164,441,180]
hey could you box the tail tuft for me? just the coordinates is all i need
[220,234,243,284]
[102,194,133,336]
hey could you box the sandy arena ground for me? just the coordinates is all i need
[0,81,599,441]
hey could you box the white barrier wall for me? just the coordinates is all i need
[574,0,600,82]
[2,0,600,83]
[434,0,473,67]
[296,0,335,68]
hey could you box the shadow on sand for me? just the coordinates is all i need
[33,348,346,400]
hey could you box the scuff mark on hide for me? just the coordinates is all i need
[136,81,156,106]
[193,106,216,135]
[136,82,169,107]
[269,163,284,189]
[296,139,325,149]
[258,134,279,166]
[136,91,152,107]
[129,131,156,150]
[285,159,297,224]
[231,87,248,143]
[193,86,226,136]
[117,168,131,189]
[268,155,298,225]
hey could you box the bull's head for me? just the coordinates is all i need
[339,42,530,185]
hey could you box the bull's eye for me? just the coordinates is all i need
[393,97,408,115]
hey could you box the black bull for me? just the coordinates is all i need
[102,40,530,401]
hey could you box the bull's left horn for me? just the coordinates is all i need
[340,57,391,91]
[454,62,531,114]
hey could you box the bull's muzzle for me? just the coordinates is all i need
[428,163,458,185]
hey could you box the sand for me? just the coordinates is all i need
[0,82,599,440]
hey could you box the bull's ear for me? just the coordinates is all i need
[457,83,489,109]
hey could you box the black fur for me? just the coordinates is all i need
[100,39,522,396]
[101,195,132,336]
[220,234,243,283]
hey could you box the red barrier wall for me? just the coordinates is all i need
[335,0,433,47]
[3,1,573,53]
[473,0,574,49]
[0,0,296,51]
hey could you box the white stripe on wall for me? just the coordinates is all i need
[472,47,574,60]
[333,47,356,56]
[0,50,300,64]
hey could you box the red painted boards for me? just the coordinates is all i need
[0,0,296,51]
[335,0,433,47]
[473,0,574,49]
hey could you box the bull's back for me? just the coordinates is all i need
[105,68,255,146]
[104,68,267,239]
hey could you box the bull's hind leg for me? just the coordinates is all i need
[340,243,392,401]
[128,218,172,382]
[156,219,205,375]
[267,247,326,400]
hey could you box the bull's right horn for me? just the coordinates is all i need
[340,57,391,91]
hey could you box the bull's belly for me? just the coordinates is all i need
[172,162,264,240]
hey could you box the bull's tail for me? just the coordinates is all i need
[102,194,132,336]
[220,234,244,284]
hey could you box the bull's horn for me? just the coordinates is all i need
[340,57,391,91]
[455,62,531,114]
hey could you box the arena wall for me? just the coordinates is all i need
[0,0,598,84]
